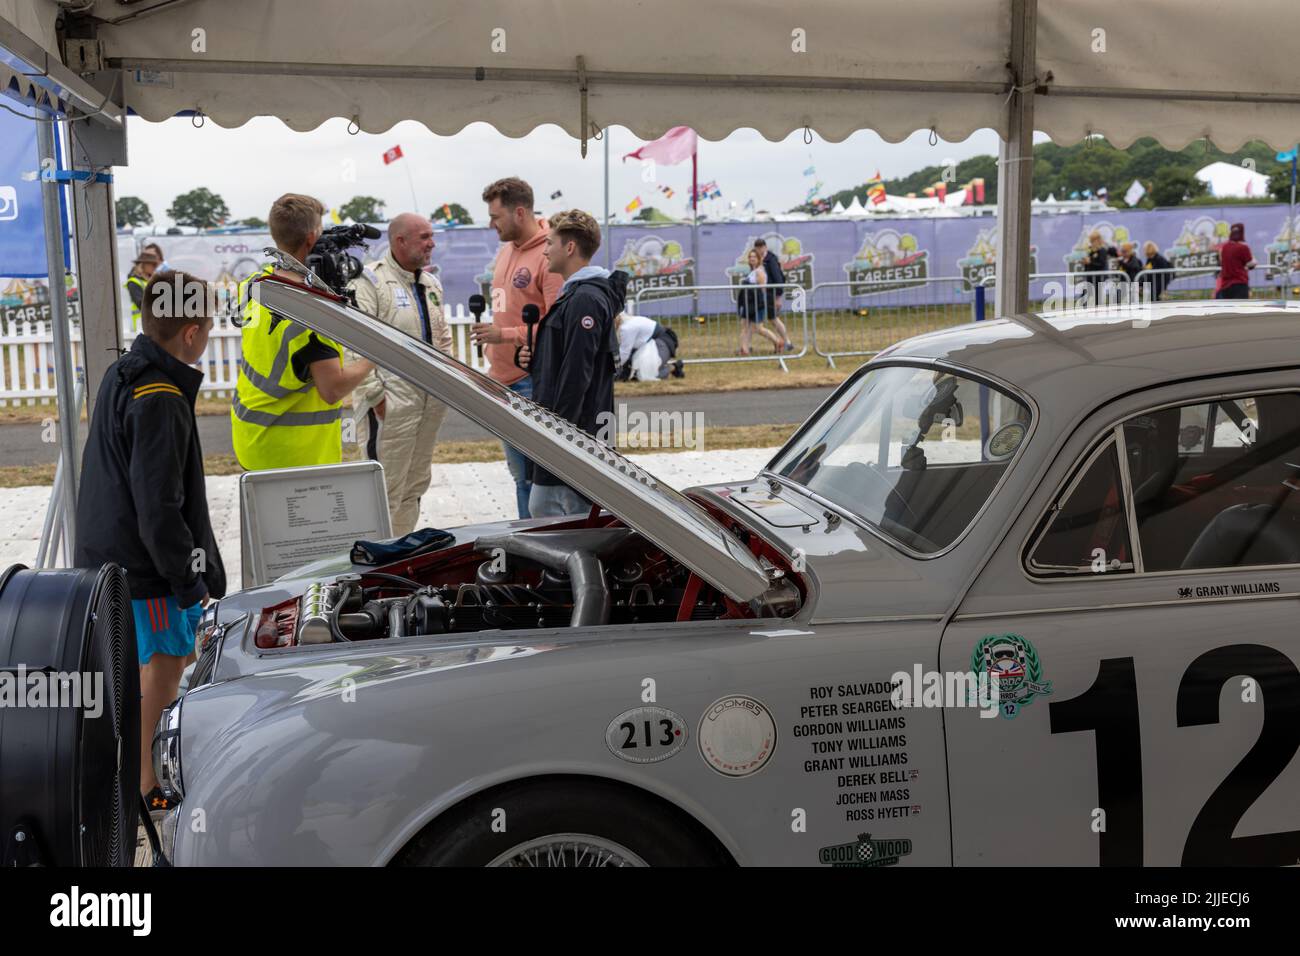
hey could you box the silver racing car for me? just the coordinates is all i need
[160,272,1300,866]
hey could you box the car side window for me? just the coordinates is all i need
[1126,393,1300,571]
[1027,437,1134,576]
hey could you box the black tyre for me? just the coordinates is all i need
[395,777,731,867]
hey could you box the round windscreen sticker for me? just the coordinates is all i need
[984,421,1027,461]
[605,706,688,764]
[697,695,777,777]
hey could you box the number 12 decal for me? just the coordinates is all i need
[1049,644,1300,866]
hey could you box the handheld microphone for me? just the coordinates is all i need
[468,294,486,360]
[521,304,541,365]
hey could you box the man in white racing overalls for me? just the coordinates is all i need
[348,213,452,535]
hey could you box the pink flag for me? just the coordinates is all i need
[622,126,698,166]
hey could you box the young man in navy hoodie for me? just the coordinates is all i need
[75,270,226,812]
[520,209,628,517]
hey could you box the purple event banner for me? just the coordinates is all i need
[30,203,1292,328]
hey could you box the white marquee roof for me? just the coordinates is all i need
[4,0,1299,150]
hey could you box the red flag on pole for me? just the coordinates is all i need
[382,145,404,165]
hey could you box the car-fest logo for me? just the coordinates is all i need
[970,634,1054,719]
[614,234,697,302]
[958,227,1037,292]
[1163,215,1230,271]
[843,227,929,295]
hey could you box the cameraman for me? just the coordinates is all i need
[232,193,374,471]
[348,213,451,535]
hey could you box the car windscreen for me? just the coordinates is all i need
[768,364,1031,554]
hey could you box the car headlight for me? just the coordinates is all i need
[152,697,184,803]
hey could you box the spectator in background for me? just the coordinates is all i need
[1081,229,1119,305]
[1215,222,1256,299]
[75,270,226,814]
[1117,241,1143,284]
[1141,241,1173,301]
[737,249,782,355]
[123,249,161,331]
[753,238,794,351]
[473,177,565,519]
[143,242,168,271]
[615,312,683,381]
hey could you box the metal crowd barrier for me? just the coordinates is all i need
[630,283,808,371]
[976,269,1134,321]
[1141,263,1298,302]
[807,276,974,367]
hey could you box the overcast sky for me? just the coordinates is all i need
[113,117,1018,228]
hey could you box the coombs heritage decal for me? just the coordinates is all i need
[615,235,697,303]
[726,232,815,300]
[843,228,929,296]
[1164,215,1230,271]
[697,694,776,777]
[1064,221,1135,273]
[970,633,1053,720]
[958,228,1037,292]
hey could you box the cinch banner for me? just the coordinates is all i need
[0,103,48,278]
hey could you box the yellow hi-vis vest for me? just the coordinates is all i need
[231,267,344,470]
[125,274,146,331]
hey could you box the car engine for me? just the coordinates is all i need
[253,524,801,649]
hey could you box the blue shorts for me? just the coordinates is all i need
[132,596,203,666]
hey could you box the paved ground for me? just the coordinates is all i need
[0,386,834,464]
[2,446,782,583]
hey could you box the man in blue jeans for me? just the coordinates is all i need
[504,376,534,517]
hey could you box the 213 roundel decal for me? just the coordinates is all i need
[605,706,689,764]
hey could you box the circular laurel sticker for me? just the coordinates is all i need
[605,706,688,764]
[697,695,777,777]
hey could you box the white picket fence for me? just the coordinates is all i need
[0,304,496,405]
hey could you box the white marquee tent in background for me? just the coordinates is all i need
[2,0,1300,558]
[1195,161,1272,199]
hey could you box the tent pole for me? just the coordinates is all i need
[691,149,699,317]
[604,126,611,271]
[1290,153,1296,300]
[37,117,80,561]
[995,0,1037,319]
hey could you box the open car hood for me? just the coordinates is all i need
[252,275,776,606]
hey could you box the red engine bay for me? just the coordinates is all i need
[255,503,803,649]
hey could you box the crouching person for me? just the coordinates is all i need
[75,270,227,814]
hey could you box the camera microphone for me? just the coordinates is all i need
[359,224,381,240]
[468,294,486,360]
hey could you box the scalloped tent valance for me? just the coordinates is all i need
[5,0,1297,151]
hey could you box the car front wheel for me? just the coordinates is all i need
[393,777,730,867]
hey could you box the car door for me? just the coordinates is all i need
[941,371,1300,865]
